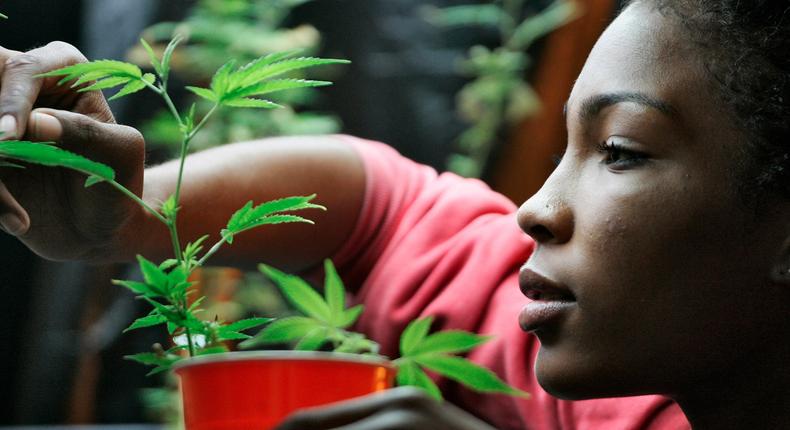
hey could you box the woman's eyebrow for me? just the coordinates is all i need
[565,92,678,122]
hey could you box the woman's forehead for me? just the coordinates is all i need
[569,3,701,118]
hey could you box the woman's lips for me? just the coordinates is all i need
[519,268,576,332]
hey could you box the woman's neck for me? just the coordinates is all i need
[677,342,790,430]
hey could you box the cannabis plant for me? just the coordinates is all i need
[0,38,526,400]
[424,0,578,177]
[131,0,339,153]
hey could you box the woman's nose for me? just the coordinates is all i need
[517,183,574,245]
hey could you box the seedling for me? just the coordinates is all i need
[0,37,526,400]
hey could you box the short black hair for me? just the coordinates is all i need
[628,0,790,201]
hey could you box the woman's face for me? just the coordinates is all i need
[517,2,789,399]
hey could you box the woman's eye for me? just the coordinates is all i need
[596,140,648,169]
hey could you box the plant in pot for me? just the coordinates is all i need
[0,37,527,429]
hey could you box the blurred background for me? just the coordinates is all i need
[0,0,622,426]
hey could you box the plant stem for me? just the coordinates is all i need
[501,0,524,40]
[187,103,219,141]
[159,84,185,129]
[185,327,196,356]
[195,235,230,267]
[108,179,168,226]
[167,221,183,262]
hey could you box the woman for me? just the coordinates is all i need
[0,0,787,428]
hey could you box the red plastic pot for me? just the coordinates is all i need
[174,351,396,430]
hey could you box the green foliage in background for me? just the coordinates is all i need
[130,0,341,153]
[424,0,579,178]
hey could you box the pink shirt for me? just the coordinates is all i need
[332,136,689,430]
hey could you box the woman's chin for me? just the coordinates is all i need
[534,348,629,400]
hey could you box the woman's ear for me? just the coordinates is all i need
[770,235,790,283]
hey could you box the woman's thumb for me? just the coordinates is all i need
[25,109,63,142]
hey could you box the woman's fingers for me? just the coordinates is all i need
[31,108,144,184]
[275,387,497,430]
[0,41,93,140]
[275,387,437,430]
[0,179,29,236]
[25,110,63,141]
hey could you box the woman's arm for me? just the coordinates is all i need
[125,135,366,271]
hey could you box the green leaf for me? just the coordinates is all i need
[183,235,209,262]
[142,297,182,324]
[248,214,314,227]
[187,296,206,312]
[259,264,331,322]
[223,317,273,333]
[233,50,301,87]
[0,161,24,169]
[71,70,114,87]
[136,255,169,289]
[0,141,115,180]
[124,313,167,332]
[337,305,364,329]
[214,330,251,341]
[225,79,331,100]
[139,38,163,77]
[84,175,104,188]
[166,264,189,286]
[159,35,183,82]
[38,60,143,84]
[160,194,178,219]
[146,365,172,377]
[0,13,8,19]
[196,346,228,356]
[323,259,346,323]
[413,355,529,398]
[112,279,164,298]
[108,78,148,101]
[185,86,218,102]
[80,76,132,92]
[125,352,174,367]
[294,327,329,351]
[422,4,505,28]
[396,361,442,400]
[182,103,197,134]
[409,331,492,356]
[235,57,349,85]
[210,60,236,98]
[225,195,324,235]
[159,259,179,271]
[239,316,321,348]
[334,332,379,354]
[221,98,281,109]
[509,1,578,50]
[400,317,434,356]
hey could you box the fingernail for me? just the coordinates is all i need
[0,115,17,139]
[0,213,24,236]
[29,111,62,141]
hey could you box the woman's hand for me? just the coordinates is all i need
[275,387,497,430]
[0,42,145,260]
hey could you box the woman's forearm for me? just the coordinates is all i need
[116,135,366,272]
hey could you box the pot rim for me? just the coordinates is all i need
[173,350,395,372]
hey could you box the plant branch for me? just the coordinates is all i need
[187,103,219,141]
[159,85,184,129]
[167,221,183,262]
[196,234,230,267]
[108,179,168,226]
